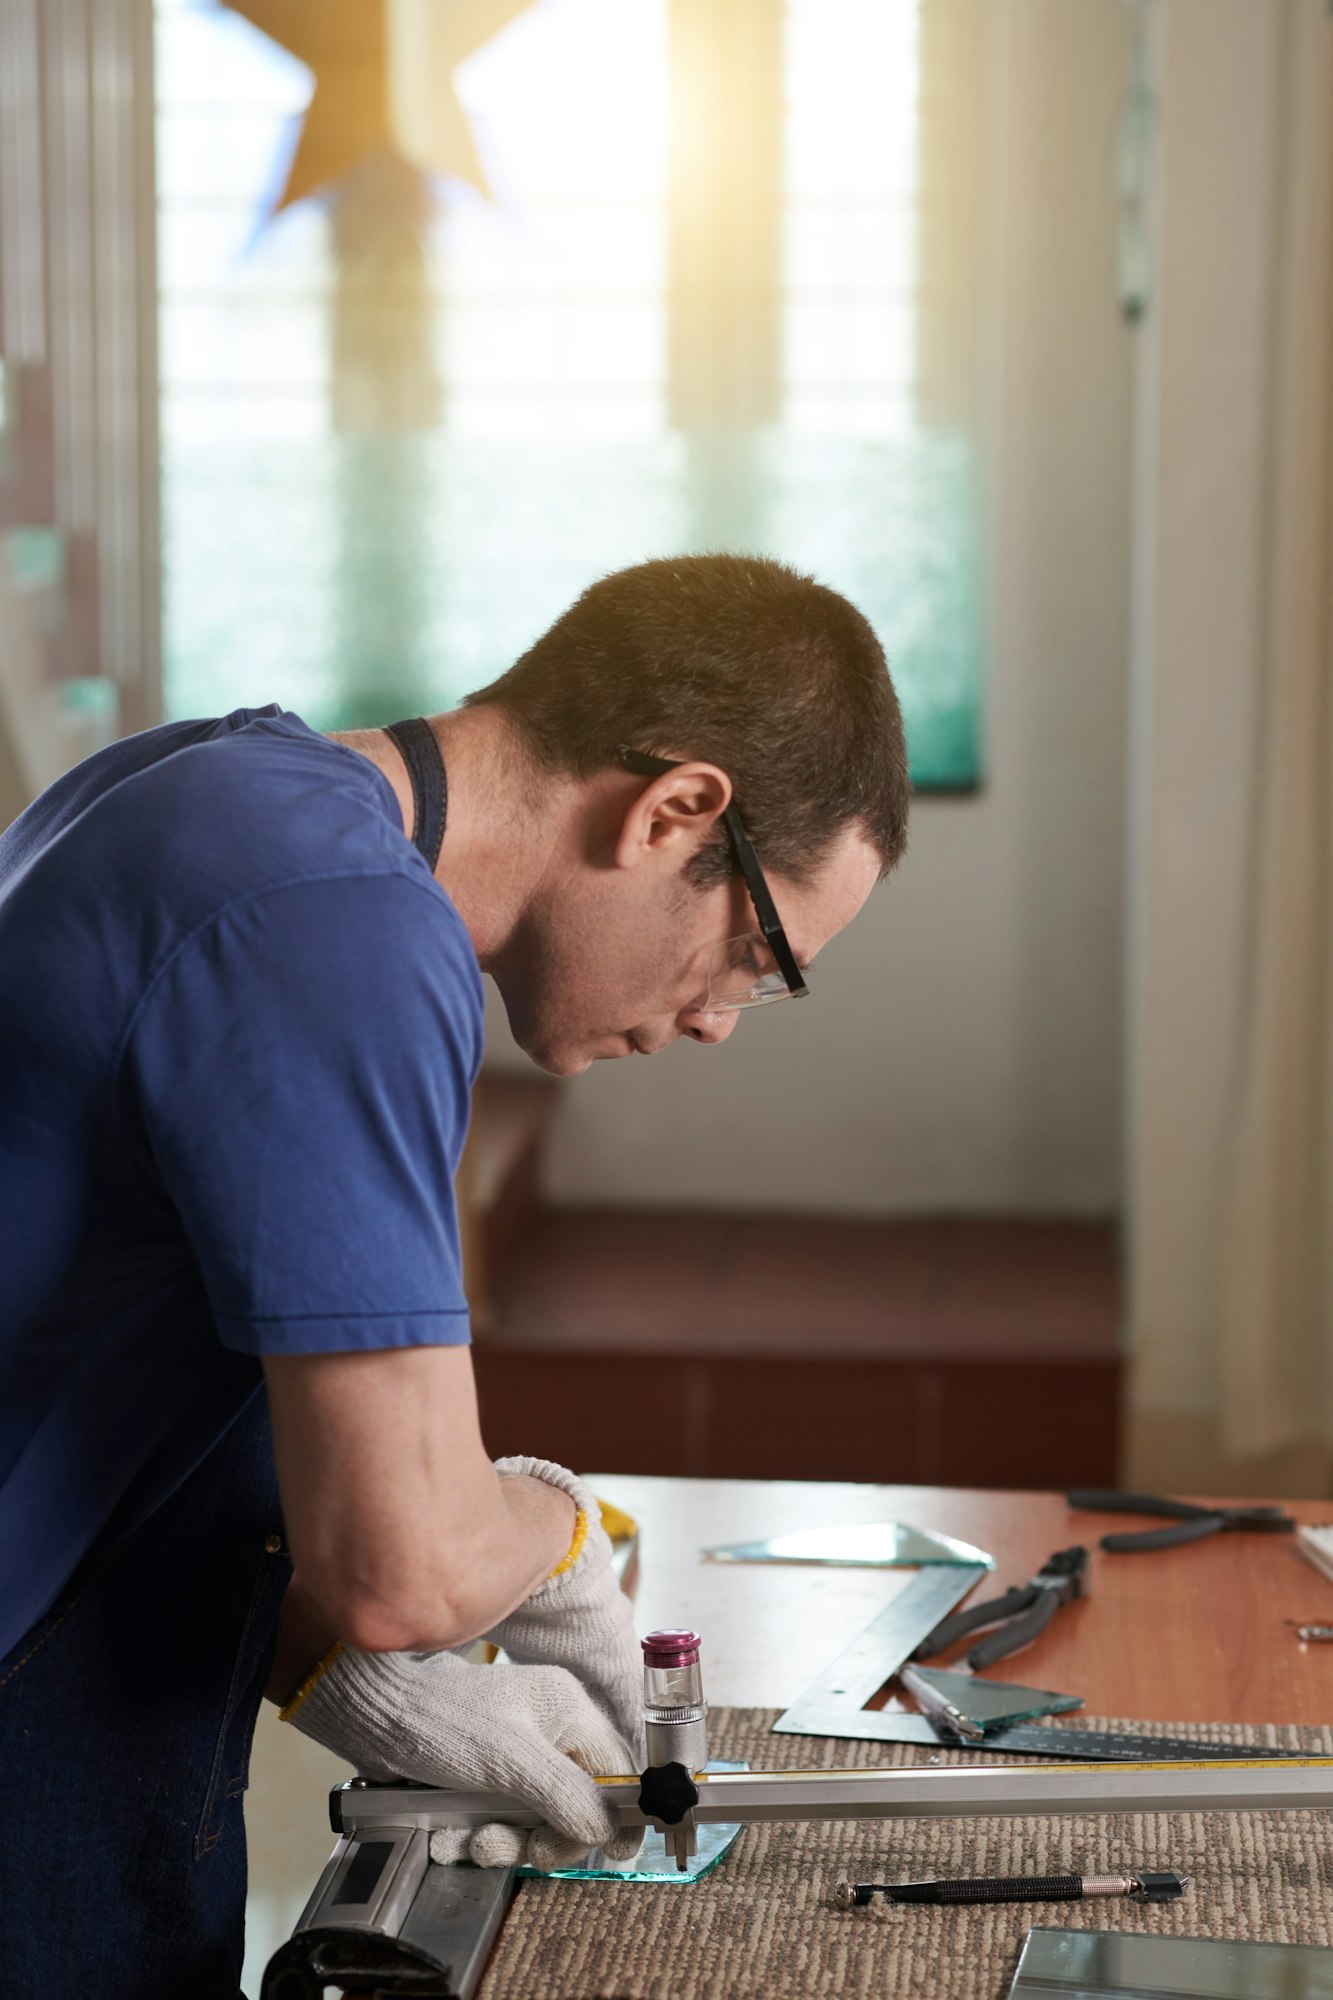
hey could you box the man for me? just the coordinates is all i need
[0,554,908,1995]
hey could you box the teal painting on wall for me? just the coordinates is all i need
[156,0,983,791]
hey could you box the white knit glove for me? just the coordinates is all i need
[285,1643,643,1870]
[488,1457,645,1764]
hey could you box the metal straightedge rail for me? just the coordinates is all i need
[335,1757,1333,1837]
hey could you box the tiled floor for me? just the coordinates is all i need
[474,1212,1122,1488]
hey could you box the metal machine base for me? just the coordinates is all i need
[260,1827,514,2000]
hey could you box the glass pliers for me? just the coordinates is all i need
[1067,1489,1296,1552]
[911,1545,1089,1671]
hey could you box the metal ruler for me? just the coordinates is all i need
[785,1710,1333,1762]
[773,1562,988,1734]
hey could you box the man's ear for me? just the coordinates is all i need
[613,760,732,871]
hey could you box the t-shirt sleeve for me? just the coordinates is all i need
[118,872,484,1355]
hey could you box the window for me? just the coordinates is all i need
[156,0,983,786]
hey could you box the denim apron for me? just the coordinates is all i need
[0,718,445,1996]
[0,1388,292,1998]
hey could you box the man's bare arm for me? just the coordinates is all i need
[262,1346,576,1656]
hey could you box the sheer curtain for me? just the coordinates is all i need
[1126,0,1333,1493]
[1217,3,1333,1467]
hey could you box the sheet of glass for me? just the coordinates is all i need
[906,1666,1083,1731]
[519,1763,746,1884]
[1008,1928,1333,2000]
[701,1522,994,1570]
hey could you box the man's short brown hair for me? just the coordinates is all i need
[465,553,909,889]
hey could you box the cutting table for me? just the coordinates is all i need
[257,1476,1333,1997]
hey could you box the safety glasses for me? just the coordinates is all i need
[617,746,809,1010]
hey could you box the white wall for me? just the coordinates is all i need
[485,0,1137,1217]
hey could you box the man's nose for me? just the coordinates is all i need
[680,1007,739,1046]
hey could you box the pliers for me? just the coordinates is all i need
[1067,1489,1296,1553]
[912,1545,1089,1671]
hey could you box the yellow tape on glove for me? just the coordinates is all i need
[278,1639,345,1723]
[546,1505,589,1579]
[597,1498,639,1544]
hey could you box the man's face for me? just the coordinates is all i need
[490,773,882,1076]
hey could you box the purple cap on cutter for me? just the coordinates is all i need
[642,1629,701,1668]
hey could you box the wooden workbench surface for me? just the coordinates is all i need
[591,1475,1333,1725]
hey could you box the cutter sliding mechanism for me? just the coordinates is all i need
[638,1628,711,1869]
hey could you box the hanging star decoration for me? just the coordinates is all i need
[225,0,536,210]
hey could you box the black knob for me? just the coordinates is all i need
[637,1760,700,1826]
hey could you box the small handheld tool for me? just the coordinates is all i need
[897,1662,986,1742]
[637,1629,709,1873]
[1068,1489,1296,1552]
[833,1867,1190,1910]
[912,1546,1088,1670]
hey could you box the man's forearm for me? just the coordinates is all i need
[266,1472,579,1682]
[266,1348,585,1654]
[354,1469,577,1651]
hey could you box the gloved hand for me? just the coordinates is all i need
[285,1642,643,1870]
[487,1457,645,1763]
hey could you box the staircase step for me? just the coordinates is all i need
[473,1212,1121,1486]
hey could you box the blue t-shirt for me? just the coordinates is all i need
[0,706,482,1658]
